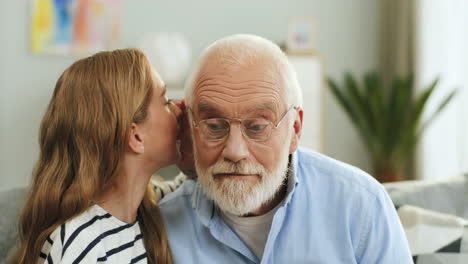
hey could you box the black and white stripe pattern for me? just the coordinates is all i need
[39,205,147,264]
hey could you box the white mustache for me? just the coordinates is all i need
[211,160,265,176]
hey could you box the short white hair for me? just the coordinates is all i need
[184,34,303,108]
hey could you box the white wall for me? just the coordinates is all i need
[0,1,77,191]
[0,0,381,190]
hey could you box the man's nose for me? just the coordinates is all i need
[221,123,249,163]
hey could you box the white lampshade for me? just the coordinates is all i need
[139,32,191,87]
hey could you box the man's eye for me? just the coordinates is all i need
[205,120,229,131]
[247,124,267,133]
[207,123,223,131]
[245,119,269,133]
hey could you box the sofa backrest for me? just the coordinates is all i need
[0,187,27,263]
[384,174,468,219]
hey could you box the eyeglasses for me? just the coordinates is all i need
[189,107,294,142]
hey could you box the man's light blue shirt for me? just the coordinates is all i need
[159,148,412,263]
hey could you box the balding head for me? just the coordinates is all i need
[184,34,303,108]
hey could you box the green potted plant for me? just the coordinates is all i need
[327,72,457,182]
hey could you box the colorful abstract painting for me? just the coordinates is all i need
[31,0,121,55]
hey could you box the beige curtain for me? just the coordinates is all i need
[378,0,416,179]
[379,0,414,79]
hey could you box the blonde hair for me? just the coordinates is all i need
[184,34,303,108]
[13,49,172,264]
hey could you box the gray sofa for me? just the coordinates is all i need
[1,174,467,263]
[0,188,27,263]
[385,173,468,219]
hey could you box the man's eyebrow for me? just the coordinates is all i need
[197,102,221,114]
[246,102,277,113]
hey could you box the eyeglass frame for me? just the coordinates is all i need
[188,106,296,142]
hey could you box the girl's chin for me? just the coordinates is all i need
[153,146,179,168]
[166,146,181,166]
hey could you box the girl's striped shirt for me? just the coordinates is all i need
[39,205,147,264]
[38,173,186,263]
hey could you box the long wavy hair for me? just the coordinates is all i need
[12,49,173,264]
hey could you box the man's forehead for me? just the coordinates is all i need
[196,54,283,86]
[192,84,285,116]
[194,68,284,95]
[190,56,288,112]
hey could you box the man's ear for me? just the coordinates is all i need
[129,123,145,154]
[289,108,303,154]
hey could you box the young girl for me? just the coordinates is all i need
[13,49,181,264]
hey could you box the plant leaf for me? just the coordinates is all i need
[328,76,377,155]
[327,77,358,123]
[419,88,458,133]
[411,78,439,128]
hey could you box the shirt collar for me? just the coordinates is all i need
[191,181,215,227]
[191,151,301,227]
[282,151,300,206]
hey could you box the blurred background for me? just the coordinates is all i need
[1,0,467,191]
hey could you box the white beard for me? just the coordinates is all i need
[194,138,291,216]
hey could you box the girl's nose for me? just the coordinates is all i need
[170,100,183,120]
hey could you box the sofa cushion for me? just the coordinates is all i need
[397,205,468,263]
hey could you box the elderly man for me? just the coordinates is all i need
[160,34,412,263]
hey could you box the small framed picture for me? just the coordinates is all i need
[286,17,316,55]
